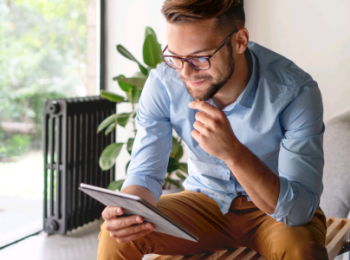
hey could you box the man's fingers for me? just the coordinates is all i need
[101,206,124,220]
[191,129,201,141]
[195,111,213,125]
[114,226,155,244]
[188,100,218,115]
[104,215,144,231]
[109,222,154,238]
[193,121,208,135]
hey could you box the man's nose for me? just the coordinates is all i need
[181,61,198,79]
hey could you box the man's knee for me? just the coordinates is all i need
[270,237,328,260]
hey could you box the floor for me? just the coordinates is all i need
[0,219,154,260]
[0,219,102,260]
[0,195,42,248]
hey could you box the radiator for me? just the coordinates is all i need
[43,96,116,234]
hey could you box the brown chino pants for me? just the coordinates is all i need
[98,190,328,260]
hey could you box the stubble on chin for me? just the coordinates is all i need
[184,81,215,101]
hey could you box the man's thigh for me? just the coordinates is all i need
[134,190,243,255]
[246,208,328,260]
[98,190,241,259]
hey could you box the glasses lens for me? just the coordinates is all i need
[163,56,183,69]
[188,57,210,70]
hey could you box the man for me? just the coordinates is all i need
[98,0,328,259]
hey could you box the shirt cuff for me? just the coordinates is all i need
[121,173,163,202]
[267,176,298,225]
[267,175,319,227]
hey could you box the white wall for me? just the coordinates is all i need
[105,0,167,179]
[245,0,350,122]
[106,0,350,179]
[106,0,167,94]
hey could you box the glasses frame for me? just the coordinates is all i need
[160,28,239,71]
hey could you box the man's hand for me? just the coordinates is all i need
[188,100,241,163]
[102,206,155,243]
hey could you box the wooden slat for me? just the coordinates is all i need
[201,250,227,260]
[159,256,185,260]
[145,255,170,260]
[326,217,334,228]
[241,249,260,260]
[147,217,350,260]
[326,219,350,260]
[217,247,246,260]
[326,218,343,245]
[186,254,207,260]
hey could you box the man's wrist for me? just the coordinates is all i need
[224,140,247,168]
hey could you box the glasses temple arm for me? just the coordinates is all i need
[162,45,168,54]
[212,29,239,55]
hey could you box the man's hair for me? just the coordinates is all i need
[161,0,245,35]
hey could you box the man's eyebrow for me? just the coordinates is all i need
[168,48,213,56]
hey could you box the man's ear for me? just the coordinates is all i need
[234,28,249,54]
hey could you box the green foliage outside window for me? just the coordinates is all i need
[0,0,87,160]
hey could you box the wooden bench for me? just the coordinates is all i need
[147,217,350,260]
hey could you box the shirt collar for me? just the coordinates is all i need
[236,46,259,109]
[204,45,259,111]
[210,45,259,112]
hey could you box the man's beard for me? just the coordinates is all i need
[181,47,235,101]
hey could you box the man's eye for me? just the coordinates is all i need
[197,57,207,63]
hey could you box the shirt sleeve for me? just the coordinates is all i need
[121,69,172,202]
[267,81,325,227]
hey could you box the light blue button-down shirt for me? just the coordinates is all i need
[122,42,325,227]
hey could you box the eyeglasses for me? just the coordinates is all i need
[160,29,238,71]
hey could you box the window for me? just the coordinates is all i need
[0,0,100,248]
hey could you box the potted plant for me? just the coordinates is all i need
[97,27,188,192]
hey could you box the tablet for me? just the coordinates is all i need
[79,183,199,242]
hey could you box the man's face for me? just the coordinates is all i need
[166,19,235,101]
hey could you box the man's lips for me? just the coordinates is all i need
[188,79,206,87]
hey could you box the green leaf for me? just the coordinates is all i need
[131,110,137,118]
[176,171,187,181]
[174,146,184,161]
[100,90,124,102]
[127,138,134,155]
[113,76,146,90]
[170,137,181,158]
[167,157,180,173]
[125,160,131,175]
[116,44,139,63]
[108,179,125,191]
[116,74,133,93]
[129,85,142,104]
[133,71,147,79]
[164,178,181,189]
[116,44,148,75]
[145,27,157,39]
[143,34,163,68]
[179,163,188,174]
[97,114,118,133]
[116,112,132,128]
[99,143,124,171]
[104,122,117,135]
